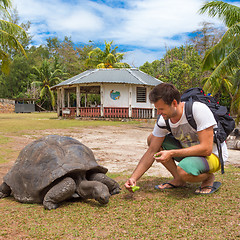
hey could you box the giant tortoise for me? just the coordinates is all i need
[0,135,120,209]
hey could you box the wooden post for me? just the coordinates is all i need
[129,85,132,118]
[152,105,155,118]
[100,84,104,117]
[76,85,80,117]
[57,88,61,117]
[85,94,87,107]
[61,88,65,108]
[67,91,70,107]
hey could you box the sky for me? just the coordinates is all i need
[12,0,240,67]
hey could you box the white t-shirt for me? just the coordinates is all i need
[152,102,228,162]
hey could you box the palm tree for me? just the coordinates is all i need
[0,0,27,74]
[87,41,130,68]
[31,59,68,109]
[199,1,240,121]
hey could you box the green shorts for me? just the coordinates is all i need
[162,134,220,176]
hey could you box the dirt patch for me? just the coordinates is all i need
[0,123,239,183]
[0,124,173,182]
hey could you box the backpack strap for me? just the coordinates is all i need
[184,98,197,130]
[215,134,224,174]
[156,114,171,133]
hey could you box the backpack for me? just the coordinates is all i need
[157,87,235,174]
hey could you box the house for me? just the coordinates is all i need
[51,68,162,118]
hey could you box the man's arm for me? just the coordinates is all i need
[155,126,214,163]
[124,135,164,191]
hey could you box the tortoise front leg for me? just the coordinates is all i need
[88,173,121,195]
[43,177,76,210]
[0,182,11,198]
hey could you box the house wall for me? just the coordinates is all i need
[132,85,154,108]
[103,84,129,107]
[102,84,154,108]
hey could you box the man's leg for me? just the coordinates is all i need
[177,154,220,193]
[156,159,186,189]
[177,167,215,193]
[149,133,186,189]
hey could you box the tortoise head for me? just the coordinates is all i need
[92,183,110,204]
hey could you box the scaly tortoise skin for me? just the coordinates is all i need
[0,135,120,209]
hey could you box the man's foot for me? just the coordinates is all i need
[195,173,215,194]
[195,182,222,195]
[155,180,186,190]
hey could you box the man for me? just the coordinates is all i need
[125,83,227,194]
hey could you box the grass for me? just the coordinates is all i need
[0,112,239,239]
[0,112,139,136]
[0,167,239,239]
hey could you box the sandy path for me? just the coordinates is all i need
[0,123,239,182]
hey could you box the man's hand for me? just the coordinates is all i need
[154,150,173,163]
[124,178,136,192]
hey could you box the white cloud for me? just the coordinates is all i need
[12,0,233,66]
[123,49,165,67]
[108,0,224,48]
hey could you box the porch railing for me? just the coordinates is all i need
[104,107,129,118]
[132,108,153,119]
[62,107,156,118]
[79,107,101,117]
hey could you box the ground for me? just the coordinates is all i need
[0,123,239,183]
[0,122,239,239]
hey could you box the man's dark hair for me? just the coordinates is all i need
[149,83,181,105]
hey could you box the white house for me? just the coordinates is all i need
[51,68,162,118]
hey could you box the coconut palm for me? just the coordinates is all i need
[87,40,130,68]
[31,59,68,109]
[0,0,27,74]
[199,1,240,121]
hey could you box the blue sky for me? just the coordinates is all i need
[13,0,240,67]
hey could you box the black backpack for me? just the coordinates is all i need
[157,87,235,174]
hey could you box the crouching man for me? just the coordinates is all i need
[125,83,227,194]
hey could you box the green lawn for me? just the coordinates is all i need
[0,167,239,239]
[0,112,138,136]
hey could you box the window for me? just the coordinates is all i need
[136,87,146,103]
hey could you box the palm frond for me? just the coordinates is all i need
[0,48,10,73]
[45,85,55,108]
[204,46,240,87]
[97,63,105,68]
[222,78,233,93]
[202,22,240,71]
[0,0,12,8]
[0,25,27,57]
[40,87,47,99]
[199,1,240,27]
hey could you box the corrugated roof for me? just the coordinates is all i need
[52,68,162,89]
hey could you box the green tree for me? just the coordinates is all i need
[31,59,68,109]
[0,54,31,98]
[140,45,202,92]
[87,40,130,68]
[46,36,94,76]
[0,0,27,74]
[199,0,240,121]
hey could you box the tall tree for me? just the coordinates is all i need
[0,54,31,98]
[87,40,130,68]
[199,0,240,120]
[46,36,94,76]
[189,21,225,56]
[0,0,27,74]
[31,59,68,109]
